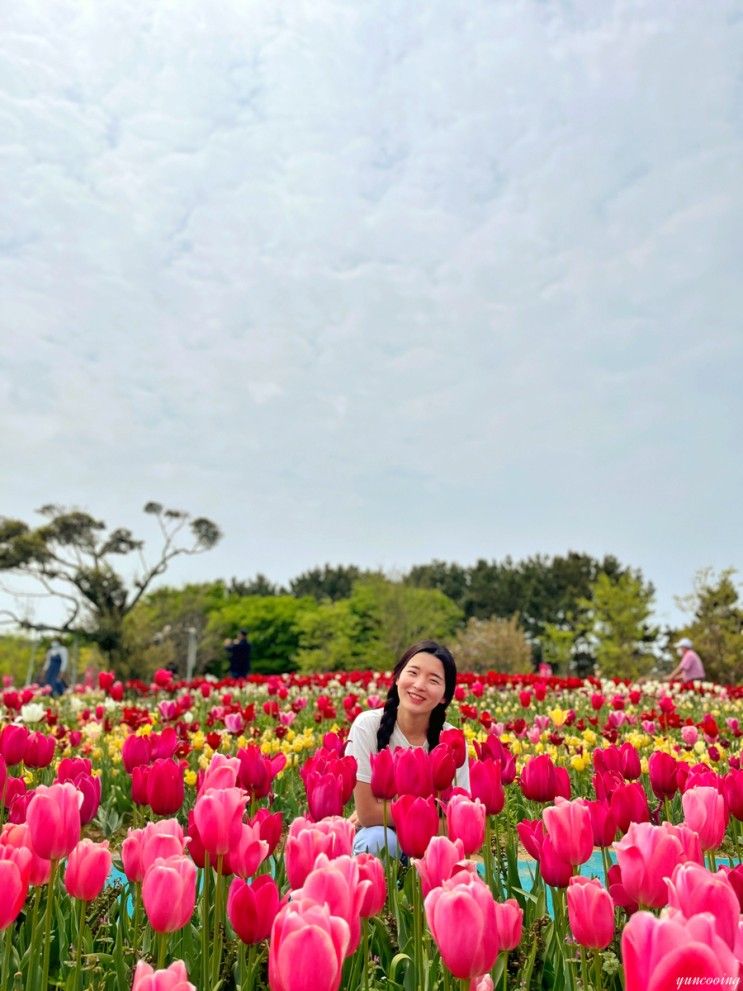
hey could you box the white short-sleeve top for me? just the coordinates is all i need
[346,708,470,792]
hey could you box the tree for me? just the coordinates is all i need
[452,616,532,674]
[675,568,743,683]
[228,574,284,597]
[207,594,318,675]
[289,565,379,602]
[579,572,657,677]
[0,503,221,669]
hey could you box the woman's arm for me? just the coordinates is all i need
[353,781,388,828]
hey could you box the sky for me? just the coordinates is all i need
[1,0,742,632]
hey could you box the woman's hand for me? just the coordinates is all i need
[348,810,360,828]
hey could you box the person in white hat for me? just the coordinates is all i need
[665,637,705,682]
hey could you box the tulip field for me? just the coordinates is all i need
[1,668,742,991]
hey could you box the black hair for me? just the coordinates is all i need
[376,639,457,752]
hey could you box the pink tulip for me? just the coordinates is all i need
[64,839,112,902]
[414,835,470,896]
[356,853,386,917]
[543,797,593,866]
[469,760,505,816]
[425,872,501,979]
[26,782,81,861]
[122,828,147,883]
[665,861,739,950]
[622,910,738,991]
[269,898,350,991]
[445,795,486,856]
[390,794,439,858]
[493,898,523,951]
[369,749,396,801]
[298,854,371,955]
[682,786,728,850]
[0,844,32,930]
[538,835,573,889]
[284,816,355,890]
[142,856,197,933]
[394,748,433,797]
[0,822,50,885]
[613,821,692,909]
[305,770,346,821]
[224,822,269,879]
[193,786,247,860]
[237,745,286,800]
[582,799,617,848]
[0,725,29,766]
[227,874,280,944]
[723,770,743,821]
[516,819,544,860]
[567,876,614,949]
[198,754,241,794]
[131,959,196,991]
[250,808,283,856]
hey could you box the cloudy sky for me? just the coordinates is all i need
[1,0,741,629]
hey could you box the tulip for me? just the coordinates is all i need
[122,827,147,883]
[582,799,617,848]
[609,781,650,835]
[227,874,280,944]
[0,724,29,766]
[493,898,523,951]
[22,731,55,769]
[613,821,691,909]
[682,785,729,850]
[660,820,703,865]
[284,816,355,890]
[305,770,346,820]
[131,959,196,991]
[146,759,185,816]
[520,755,570,803]
[723,770,743,821]
[356,853,386,916]
[131,765,150,807]
[469,759,504,816]
[193,786,247,860]
[474,735,517,785]
[446,795,486,856]
[142,856,197,933]
[665,861,739,950]
[225,822,269,879]
[198,753,241,793]
[72,773,102,826]
[648,752,679,801]
[606,862,638,913]
[249,808,283,857]
[567,876,614,949]
[430,744,457,792]
[0,844,32,929]
[0,822,51,885]
[539,835,573,888]
[542,797,593,866]
[149,728,179,762]
[394,748,433,798]
[622,910,738,991]
[425,872,500,979]
[516,819,545,860]
[298,853,370,955]
[269,898,350,991]
[390,794,439,858]
[440,728,467,768]
[122,735,151,773]
[369,749,396,801]
[237,745,286,799]
[64,839,112,902]
[140,824,187,876]
[26,782,81,861]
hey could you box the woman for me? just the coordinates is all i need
[346,639,470,856]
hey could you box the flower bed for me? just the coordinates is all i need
[0,669,741,990]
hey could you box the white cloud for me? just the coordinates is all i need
[1,0,742,626]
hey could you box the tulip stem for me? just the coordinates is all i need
[2,927,12,988]
[24,885,41,991]
[592,949,603,991]
[600,845,612,886]
[663,797,672,824]
[201,856,211,991]
[157,931,167,970]
[484,816,494,892]
[212,855,225,988]
[501,950,508,991]
[40,859,57,991]
[73,898,86,991]
[132,884,142,967]
[362,917,370,991]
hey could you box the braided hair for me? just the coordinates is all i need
[376,640,457,752]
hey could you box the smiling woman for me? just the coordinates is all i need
[345,640,470,857]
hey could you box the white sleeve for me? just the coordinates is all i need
[455,753,471,793]
[346,713,377,784]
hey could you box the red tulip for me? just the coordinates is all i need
[469,760,504,816]
[516,819,544,860]
[64,839,112,902]
[227,874,280,944]
[0,843,32,929]
[284,816,355,890]
[249,808,283,857]
[722,770,743,822]
[519,690,532,708]
[430,744,457,792]
[609,781,650,835]
[666,861,739,950]
[97,672,115,692]
[1,774,26,812]
[682,785,729,850]
[622,910,738,991]
[440,728,467,769]
[425,872,501,979]
[567,876,614,949]
[146,759,185,816]
[269,898,350,991]
[394,748,433,798]
[493,898,523,951]
[237,745,286,799]
[542,797,593,866]
[390,794,439,858]
[142,856,196,933]
[0,725,29,766]
[445,795,486,856]
[356,853,386,916]
[193,786,247,859]
[520,755,570,803]
[131,959,196,991]
[369,749,396,801]
[606,862,638,914]
[22,732,55,769]
[305,770,346,821]
[648,752,679,801]
[26,782,81,861]
[473,736,516,785]
[149,728,179,761]
[582,799,617,848]
[122,735,151,773]
[131,765,150,807]
[538,835,573,888]
[719,864,743,912]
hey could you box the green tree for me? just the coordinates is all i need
[676,568,743,683]
[289,564,379,602]
[580,572,657,677]
[452,616,532,674]
[207,594,318,675]
[228,574,284,597]
[0,503,221,671]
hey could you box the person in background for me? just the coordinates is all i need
[665,636,706,682]
[229,628,252,679]
[42,638,69,696]
[345,639,469,857]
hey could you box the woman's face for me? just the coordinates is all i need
[396,652,447,717]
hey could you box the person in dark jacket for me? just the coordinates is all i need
[229,629,252,678]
